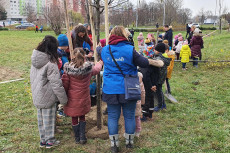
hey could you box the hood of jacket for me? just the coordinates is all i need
[182,45,189,50]
[109,35,128,45]
[64,62,93,76]
[167,50,175,56]
[31,49,50,69]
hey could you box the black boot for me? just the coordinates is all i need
[72,124,80,144]
[124,133,135,148]
[109,134,119,153]
[79,121,87,144]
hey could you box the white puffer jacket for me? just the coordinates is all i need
[175,41,183,53]
[30,49,68,109]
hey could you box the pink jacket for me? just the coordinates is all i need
[62,62,102,117]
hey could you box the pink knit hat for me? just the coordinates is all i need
[174,35,178,39]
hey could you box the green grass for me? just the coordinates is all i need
[0,30,230,152]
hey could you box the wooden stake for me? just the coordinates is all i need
[63,0,74,59]
[104,0,109,45]
[88,0,103,130]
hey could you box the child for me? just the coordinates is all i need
[147,33,156,45]
[35,25,39,33]
[135,72,145,137]
[190,28,203,67]
[30,35,68,148]
[165,44,175,94]
[57,34,69,75]
[180,41,191,70]
[143,38,154,58]
[62,48,103,144]
[175,36,183,60]
[163,40,169,45]
[151,43,170,112]
[137,32,144,46]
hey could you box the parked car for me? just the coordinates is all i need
[189,23,200,28]
[15,23,35,29]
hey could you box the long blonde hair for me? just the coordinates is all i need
[110,26,129,40]
[71,48,85,68]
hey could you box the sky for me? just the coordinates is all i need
[131,0,230,17]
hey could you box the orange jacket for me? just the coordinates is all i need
[166,51,175,79]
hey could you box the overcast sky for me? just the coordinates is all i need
[131,0,230,17]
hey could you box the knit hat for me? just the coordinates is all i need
[194,28,201,35]
[178,36,183,41]
[57,34,69,47]
[145,38,151,44]
[163,40,168,44]
[143,46,154,58]
[174,35,178,40]
[155,43,166,53]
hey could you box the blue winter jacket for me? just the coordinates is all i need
[57,48,69,75]
[101,41,138,94]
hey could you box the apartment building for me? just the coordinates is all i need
[2,0,45,21]
[2,0,86,21]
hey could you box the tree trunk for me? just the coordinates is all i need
[96,0,100,43]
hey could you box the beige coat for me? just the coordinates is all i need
[30,49,68,109]
[135,72,145,117]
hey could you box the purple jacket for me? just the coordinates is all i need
[190,36,203,58]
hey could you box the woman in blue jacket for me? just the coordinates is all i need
[101,26,163,153]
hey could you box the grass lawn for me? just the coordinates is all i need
[0,30,230,152]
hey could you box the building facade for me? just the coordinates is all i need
[2,0,86,22]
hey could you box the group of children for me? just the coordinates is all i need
[30,24,203,149]
[30,24,103,148]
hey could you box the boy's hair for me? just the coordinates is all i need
[164,25,169,28]
[36,35,59,64]
[163,40,168,44]
[71,48,85,68]
[165,44,169,51]
[110,26,128,40]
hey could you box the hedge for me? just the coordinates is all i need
[0,27,9,31]
[200,27,217,30]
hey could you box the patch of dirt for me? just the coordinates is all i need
[0,67,23,82]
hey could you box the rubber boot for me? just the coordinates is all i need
[124,133,135,148]
[79,121,87,144]
[109,134,119,153]
[72,124,80,144]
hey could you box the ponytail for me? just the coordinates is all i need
[71,48,85,68]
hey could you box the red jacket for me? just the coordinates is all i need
[62,62,102,117]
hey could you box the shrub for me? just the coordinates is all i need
[26,27,36,31]
[0,27,9,31]
[26,26,52,31]
[200,27,217,30]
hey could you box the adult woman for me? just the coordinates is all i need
[187,25,196,45]
[190,28,203,67]
[101,26,163,153]
[72,25,93,57]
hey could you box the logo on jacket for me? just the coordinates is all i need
[112,57,124,62]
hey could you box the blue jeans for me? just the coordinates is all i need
[182,63,186,68]
[107,101,136,135]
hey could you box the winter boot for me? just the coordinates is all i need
[79,121,87,144]
[109,134,119,153]
[124,133,135,148]
[72,124,80,144]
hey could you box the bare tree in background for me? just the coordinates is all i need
[24,3,37,23]
[177,8,192,25]
[89,0,129,43]
[43,5,64,35]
